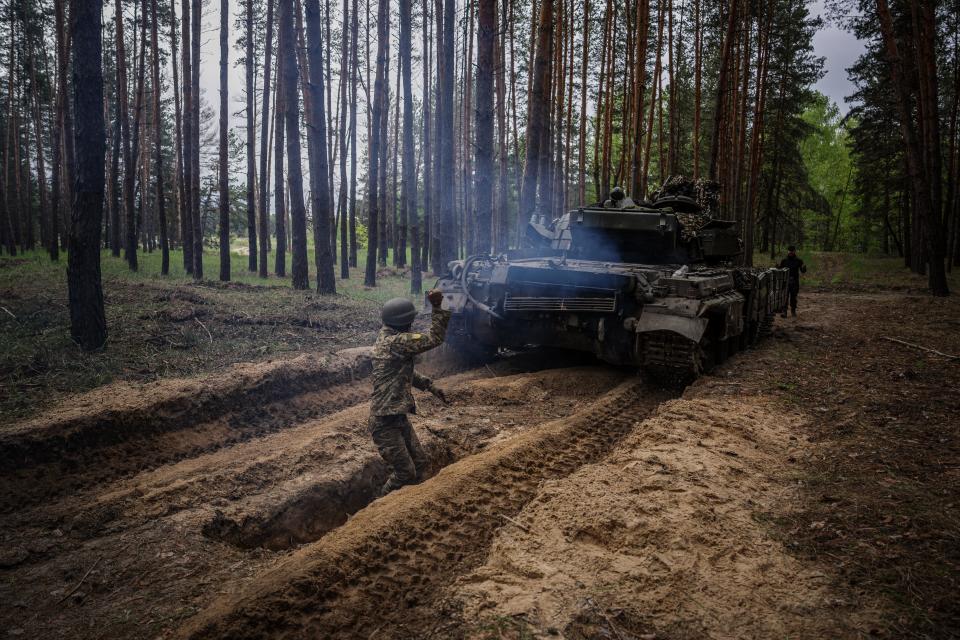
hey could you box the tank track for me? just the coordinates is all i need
[641,331,703,383]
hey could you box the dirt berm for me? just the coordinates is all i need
[0,348,374,511]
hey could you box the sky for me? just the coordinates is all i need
[809,0,867,113]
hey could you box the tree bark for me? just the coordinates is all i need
[875,0,948,295]
[364,0,388,286]
[518,0,553,223]
[115,0,137,270]
[280,0,310,288]
[709,0,739,182]
[191,0,203,278]
[68,0,107,351]
[219,0,231,281]
[348,0,359,268]
[150,0,169,274]
[179,0,194,272]
[337,0,350,278]
[246,0,257,271]
[258,0,275,278]
[437,0,457,266]
[474,0,495,255]
[274,59,287,276]
[305,0,336,293]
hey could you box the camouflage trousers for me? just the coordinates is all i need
[369,414,429,496]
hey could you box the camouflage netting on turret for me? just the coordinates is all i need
[650,175,721,239]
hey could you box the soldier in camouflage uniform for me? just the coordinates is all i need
[369,290,451,497]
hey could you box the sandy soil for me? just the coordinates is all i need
[2,289,957,639]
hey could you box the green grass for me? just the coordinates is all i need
[755,250,960,290]
[0,242,428,423]
[87,241,429,304]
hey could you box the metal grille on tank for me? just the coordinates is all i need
[503,294,618,313]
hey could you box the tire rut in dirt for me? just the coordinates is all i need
[182,380,674,640]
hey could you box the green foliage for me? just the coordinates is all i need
[798,93,860,252]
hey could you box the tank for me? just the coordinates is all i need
[434,178,788,381]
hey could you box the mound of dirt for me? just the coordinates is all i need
[451,394,877,638]
[0,347,373,463]
[176,380,672,640]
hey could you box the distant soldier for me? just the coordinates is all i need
[603,186,636,209]
[778,245,807,317]
[369,290,451,497]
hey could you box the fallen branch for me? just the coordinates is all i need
[195,316,213,343]
[881,336,959,361]
[500,514,531,533]
[56,556,102,604]
[0,305,16,320]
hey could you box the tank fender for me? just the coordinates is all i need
[631,309,709,343]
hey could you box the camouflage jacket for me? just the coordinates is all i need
[370,306,451,416]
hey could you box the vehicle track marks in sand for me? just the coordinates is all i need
[180,380,675,640]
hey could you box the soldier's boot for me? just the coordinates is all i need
[791,308,797,317]
[781,310,788,318]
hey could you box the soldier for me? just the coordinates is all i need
[602,186,636,209]
[369,290,451,497]
[778,245,807,317]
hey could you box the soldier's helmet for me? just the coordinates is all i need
[381,297,418,328]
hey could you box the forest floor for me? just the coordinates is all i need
[1,252,958,639]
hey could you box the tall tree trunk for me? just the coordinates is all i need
[68,0,107,350]
[348,0,359,268]
[219,0,231,281]
[420,0,432,270]
[27,47,49,256]
[280,0,310,288]
[402,0,419,291]
[577,0,590,205]
[429,0,443,274]
[437,0,457,266]
[179,0,194,272]
[109,92,122,257]
[392,55,403,267]
[518,0,553,223]
[305,0,336,293]
[875,0,948,295]
[116,0,137,269]
[628,0,650,197]
[258,0,275,278]
[364,0,388,286]
[474,0,495,255]
[55,0,75,227]
[274,63,287,276]
[709,0,738,182]
[376,16,391,268]
[246,0,257,271]
[150,0,169,274]
[338,0,350,279]
[191,0,203,278]
[494,0,508,249]
[641,0,664,197]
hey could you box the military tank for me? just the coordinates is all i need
[434,180,788,381]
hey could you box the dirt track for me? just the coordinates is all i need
[3,289,957,639]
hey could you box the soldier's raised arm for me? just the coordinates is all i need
[388,290,451,358]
